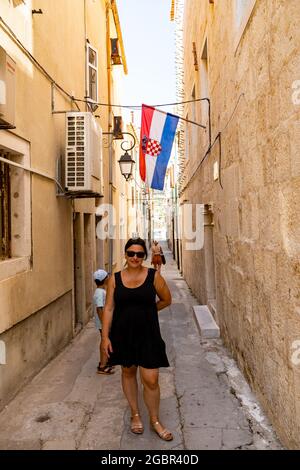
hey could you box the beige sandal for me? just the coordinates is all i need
[150,420,173,441]
[130,413,144,434]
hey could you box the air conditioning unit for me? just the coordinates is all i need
[0,47,16,129]
[65,112,103,195]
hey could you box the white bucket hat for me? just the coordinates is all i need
[93,269,108,282]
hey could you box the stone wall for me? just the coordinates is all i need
[180,0,300,448]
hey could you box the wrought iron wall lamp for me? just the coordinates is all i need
[102,130,136,181]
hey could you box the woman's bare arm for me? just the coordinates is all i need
[154,271,172,311]
[101,276,115,356]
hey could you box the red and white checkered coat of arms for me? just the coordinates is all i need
[146,139,162,157]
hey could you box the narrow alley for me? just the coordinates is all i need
[1,0,300,455]
[0,245,282,451]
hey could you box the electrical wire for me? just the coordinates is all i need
[0,17,209,125]
[76,98,208,128]
[131,176,146,191]
[0,15,242,196]
[74,97,210,109]
[0,16,80,110]
[179,93,245,194]
[0,154,65,193]
[218,133,223,189]
[141,104,207,129]
[180,132,220,193]
[220,93,245,133]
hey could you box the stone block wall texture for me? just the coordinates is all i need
[180,0,300,448]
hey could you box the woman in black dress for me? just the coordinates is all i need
[101,238,173,441]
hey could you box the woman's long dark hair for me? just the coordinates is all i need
[124,238,148,260]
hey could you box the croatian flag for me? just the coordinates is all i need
[139,105,179,190]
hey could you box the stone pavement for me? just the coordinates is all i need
[0,244,283,450]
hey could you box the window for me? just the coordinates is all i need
[0,161,11,260]
[191,85,197,156]
[184,114,189,161]
[234,0,257,50]
[200,39,209,125]
[86,43,98,105]
[0,133,31,281]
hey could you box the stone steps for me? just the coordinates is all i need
[192,305,220,338]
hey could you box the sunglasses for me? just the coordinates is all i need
[126,250,145,259]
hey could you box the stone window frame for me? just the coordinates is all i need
[199,35,209,127]
[0,131,31,282]
[190,83,198,162]
[184,112,190,163]
[86,42,99,107]
[234,0,257,52]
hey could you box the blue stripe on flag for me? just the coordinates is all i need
[151,113,179,190]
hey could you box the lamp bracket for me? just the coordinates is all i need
[102,132,136,152]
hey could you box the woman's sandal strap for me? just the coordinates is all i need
[151,421,173,441]
[130,414,144,434]
[159,429,172,438]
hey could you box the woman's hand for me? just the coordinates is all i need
[154,271,172,311]
[101,336,113,358]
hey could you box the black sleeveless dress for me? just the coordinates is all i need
[108,268,170,369]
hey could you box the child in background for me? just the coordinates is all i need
[93,269,114,375]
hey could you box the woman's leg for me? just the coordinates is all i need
[140,367,173,439]
[122,366,139,412]
[140,367,173,441]
[122,366,144,434]
[122,366,143,430]
[139,367,160,418]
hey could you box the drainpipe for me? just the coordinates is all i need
[84,0,88,112]
[106,1,113,273]
[110,0,128,75]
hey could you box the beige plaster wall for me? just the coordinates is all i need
[0,0,124,407]
[0,291,73,410]
[0,0,115,332]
